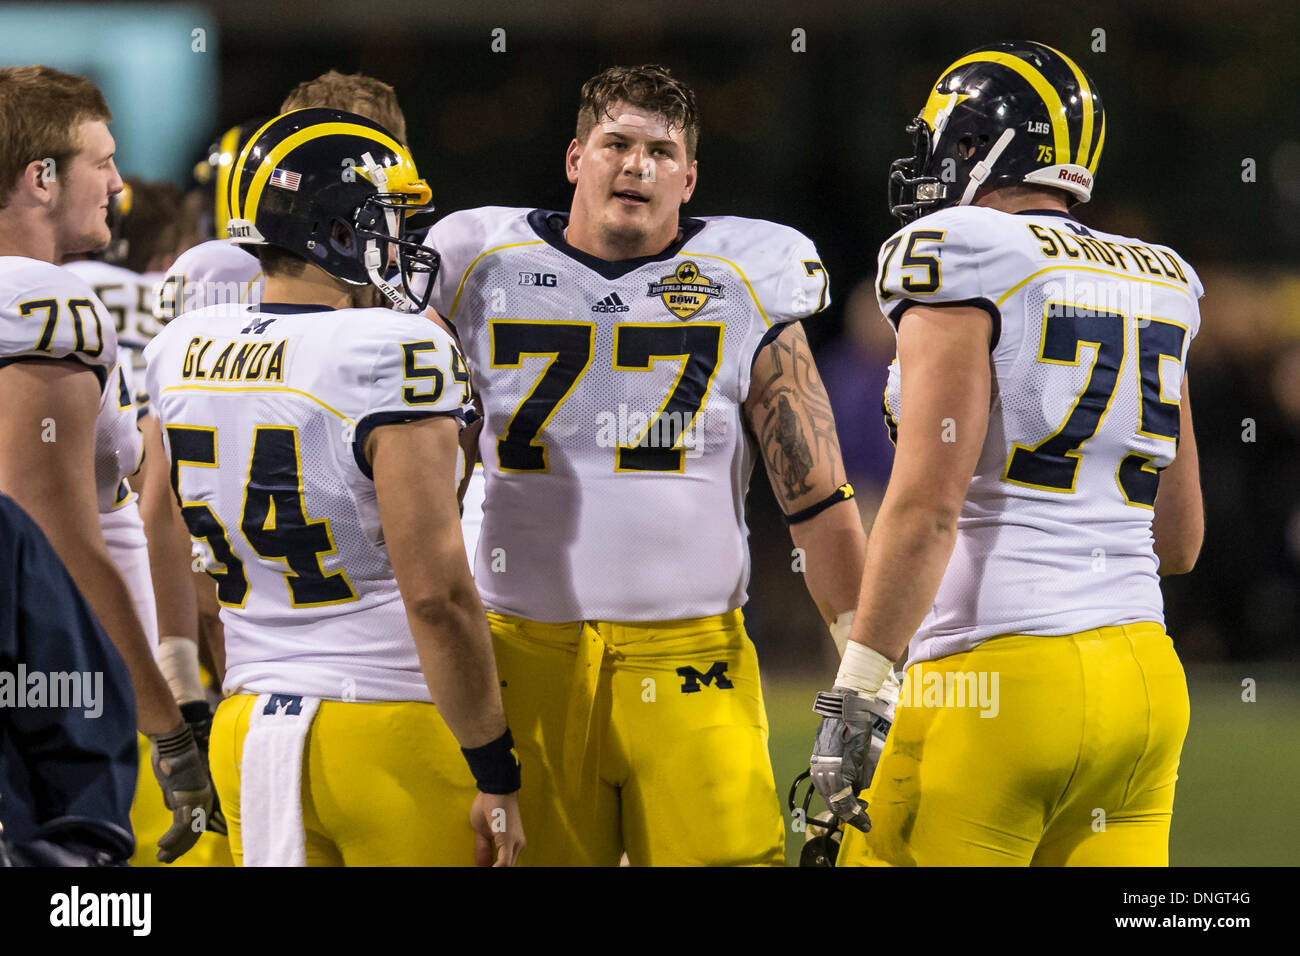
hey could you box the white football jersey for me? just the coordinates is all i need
[421,207,830,621]
[64,258,159,415]
[0,257,139,513]
[144,302,469,702]
[875,205,1202,667]
[155,239,263,322]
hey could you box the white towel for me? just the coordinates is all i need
[240,693,322,866]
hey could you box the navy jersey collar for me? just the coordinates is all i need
[1012,208,1079,221]
[526,209,706,280]
[256,302,337,314]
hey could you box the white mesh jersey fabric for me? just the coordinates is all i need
[144,302,465,701]
[99,497,159,653]
[876,205,1203,667]
[0,257,137,513]
[422,207,830,622]
[156,240,264,321]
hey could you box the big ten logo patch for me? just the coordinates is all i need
[676,661,733,693]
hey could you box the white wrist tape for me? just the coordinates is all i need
[157,636,205,705]
[835,640,896,700]
[828,610,854,657]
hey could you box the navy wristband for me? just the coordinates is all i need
[462,728,521,794]
[783,482,856,525]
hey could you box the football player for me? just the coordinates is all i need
[0,65,214,862]
[65,179,231,867]
[810,41,1204,866]
[419,64,866,866]
[159,72,487,566]
[144,109,523,866]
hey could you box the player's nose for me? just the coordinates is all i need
[107,160,125,196]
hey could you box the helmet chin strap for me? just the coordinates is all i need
[364,241,417,312]
[358,151,418,312]
[959,127,1017,206]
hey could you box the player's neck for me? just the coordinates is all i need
[564,209,680,262]
[973,187,1071,216]
[0,209,58,263]
[262,267,355,310]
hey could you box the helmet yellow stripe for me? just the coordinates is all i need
[1040,43,1094,167]
[945,51,1071,165]
[228,115,286,222]
[242,122,408,229]
[213,125,242,239]
[1088,109,1106,174]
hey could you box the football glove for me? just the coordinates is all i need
[148,722,215,863]
[179,699,227,836]
[808,686,895,832]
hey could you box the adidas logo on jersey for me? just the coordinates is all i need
[592,292,630,313]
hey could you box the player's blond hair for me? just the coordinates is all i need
[280,70,407,145]
[0,66,112,209]
[576,64,700,160]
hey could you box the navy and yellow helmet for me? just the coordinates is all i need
[889,41,1105,224]
[226,107,438,312]
[193,117,271,240]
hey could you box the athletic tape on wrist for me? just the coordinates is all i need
[829,610,854,656]
[157,637,206,705]
[834,640,895,700]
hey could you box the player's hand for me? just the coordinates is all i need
[179,699,227,836]
[147,722,215,863]
[809,687,894,832]
[470,791,525,867]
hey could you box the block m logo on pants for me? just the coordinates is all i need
[676,661,733,693]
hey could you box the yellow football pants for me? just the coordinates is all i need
[209,695,480,866]
[489,608,786,867]
[837,621,1190,866]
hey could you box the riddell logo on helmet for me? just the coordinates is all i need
[1058,169,1092,188]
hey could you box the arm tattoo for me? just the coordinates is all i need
[748,324,846,504]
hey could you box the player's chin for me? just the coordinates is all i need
[66,226,111,257]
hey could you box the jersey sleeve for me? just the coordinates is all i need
[420,209,498,323]
[765,228,832,324]
[351,315,468,479]
[0,262,116,387]
[874,209,1001,336]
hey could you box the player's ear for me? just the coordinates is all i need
[564,139,583,185]
[681,159,698,204]
[17,159,56,207]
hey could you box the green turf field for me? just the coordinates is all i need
[764,666,1300,866]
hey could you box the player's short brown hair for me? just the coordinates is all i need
[576,64,700,160]
[280,71,407,145]
[120,179,185,274]
[0,65,112,209]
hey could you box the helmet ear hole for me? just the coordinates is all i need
[328,218,356,255]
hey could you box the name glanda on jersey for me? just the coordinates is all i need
[180,336,288,383]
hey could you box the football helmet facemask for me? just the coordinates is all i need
[889,40,1105,224]
[788,769,844,868]
[226,108,438,313]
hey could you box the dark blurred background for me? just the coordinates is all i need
[6,0,1297,865]
[7,0,1298,672]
